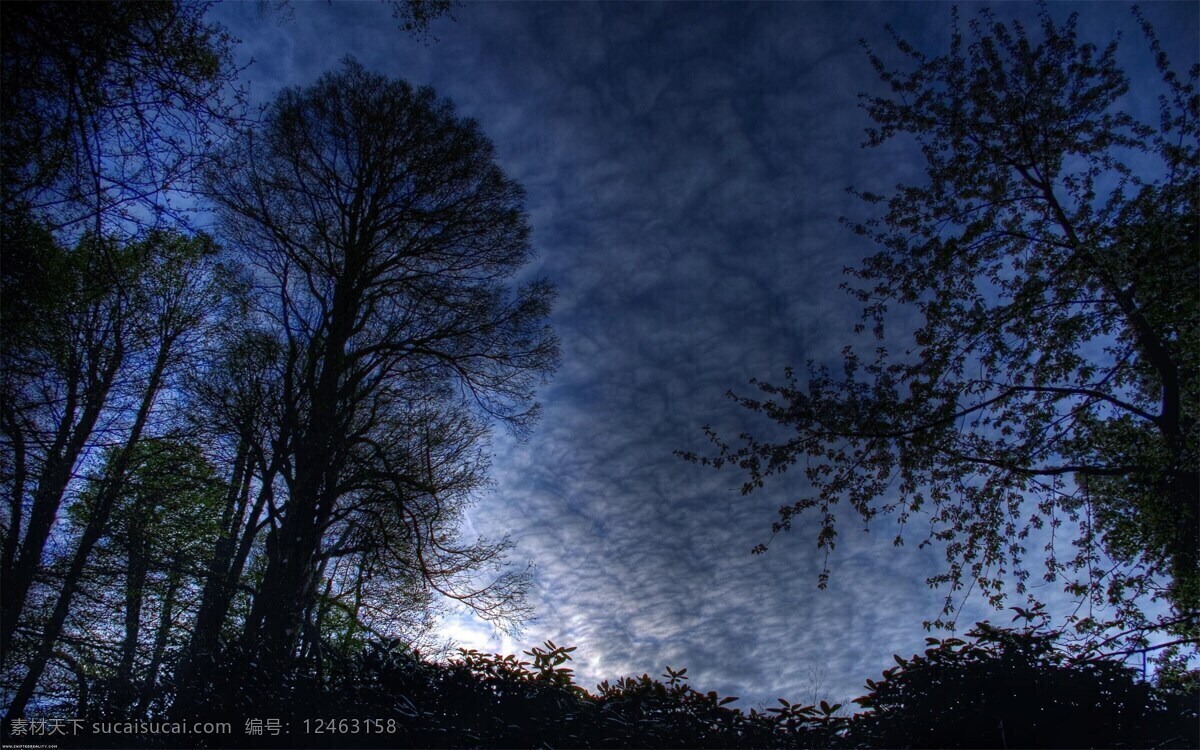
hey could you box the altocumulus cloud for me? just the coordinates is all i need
[208,0,1199,709]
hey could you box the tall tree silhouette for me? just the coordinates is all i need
[685,8,1197,656]
[204,60,558,673]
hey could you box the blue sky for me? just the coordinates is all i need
[207,0,1198,709]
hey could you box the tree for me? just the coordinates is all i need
[49,440,225,719]
[1,230,129,665]
[170,324,286,707]
[684,8,1197,657]
[1,0,519,727]
[202,59,558,674]
[0,0,240,236]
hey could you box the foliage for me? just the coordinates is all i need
[2,229,227,718]
[64,440,226,717]
[0,0,241,234]
[5,3,1191,746]
[682,5,1198,652]
[2,0,242,710]
[42,628,1196,749]
[388,0,456,40]
[168,639,826,749]
[852,608,1199,748]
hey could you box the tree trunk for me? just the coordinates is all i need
[171,452,274,719]
[0,355,118,665]
[5,336,168,720]
[114,512,149,712]
[135,571,179,719]
[0,400,27,624]
[244,281,357,669]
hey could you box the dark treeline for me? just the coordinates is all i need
[5,621,1200,748]
[0,2,1196,749]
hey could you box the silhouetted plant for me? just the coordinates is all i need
[851,610,1199,748]
[23,628,1195,749]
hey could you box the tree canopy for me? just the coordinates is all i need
[0,0,241,235]
[684,7,1198,659]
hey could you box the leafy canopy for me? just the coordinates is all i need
[684,6,1198,655]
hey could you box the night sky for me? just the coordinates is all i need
[206,0,1198,710]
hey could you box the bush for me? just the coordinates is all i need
[851,613,1199,749]
[58,625,1197,748]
